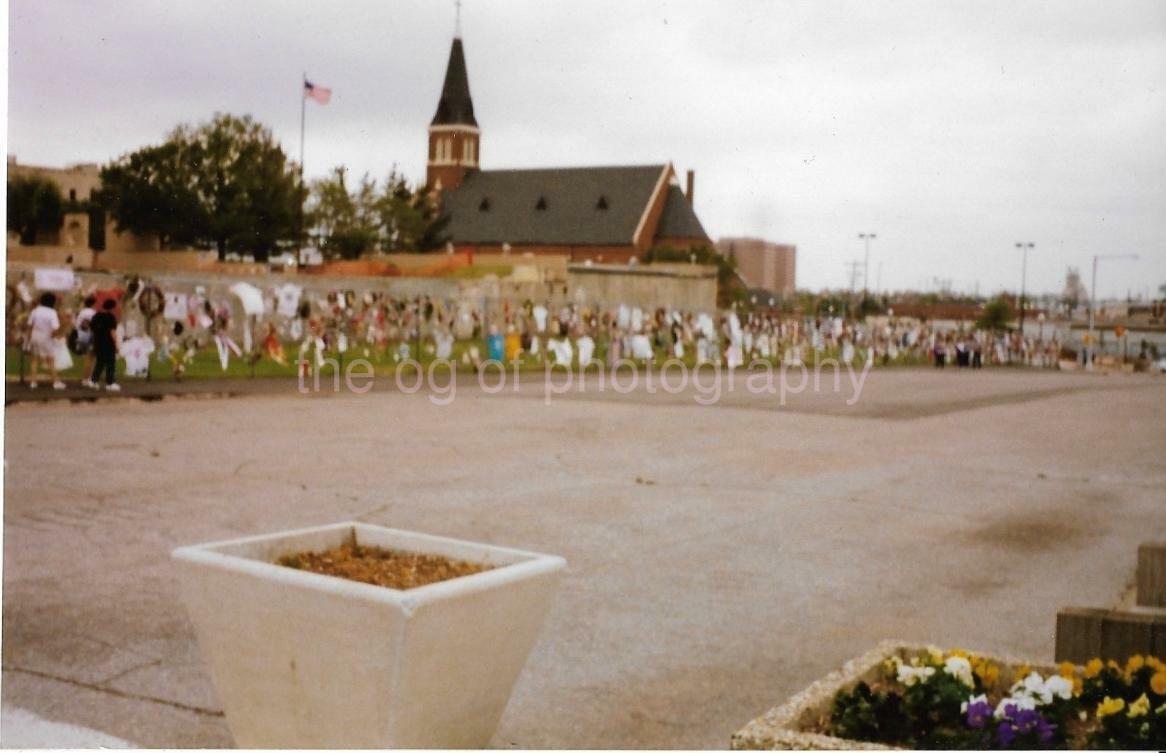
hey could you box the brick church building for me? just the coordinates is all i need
[426,36,711,263]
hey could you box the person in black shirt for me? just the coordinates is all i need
[89,299,121,392]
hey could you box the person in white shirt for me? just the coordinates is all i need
[26,293,66,390]
[75,295,98,388]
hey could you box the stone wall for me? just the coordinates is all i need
[566,263,717,312]
[8,253,717,320]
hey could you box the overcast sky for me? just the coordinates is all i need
[7,1,1165,298]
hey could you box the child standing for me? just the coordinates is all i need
[89,299,121,392]
[75,295,98,387]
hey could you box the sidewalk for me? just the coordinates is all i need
[4,375,304,406]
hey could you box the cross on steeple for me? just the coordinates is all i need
[454,0,462,38]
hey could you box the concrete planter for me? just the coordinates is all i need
[731,641,1053,750]
[173,521,565,749]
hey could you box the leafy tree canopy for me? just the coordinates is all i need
[7,175,64,245]
[100,113,305,260]
[306,166,448,259]
[976,296,1015,331]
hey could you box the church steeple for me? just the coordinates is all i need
[427,37,479,192]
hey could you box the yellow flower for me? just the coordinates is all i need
[948,648,969,660]
[1096,696,1125,719]
[1151,670,1166,696]
[972,659,999,688]
[1147,655,1164,671]
[1084,658,1104,679]
[1127,693,1150,718]
[1107,659,1121,672]
[1127,655,1145,673]
[1073,676,1083,696]
[1059,660,1076,679]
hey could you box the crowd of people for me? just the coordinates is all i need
[7,272,1075,387]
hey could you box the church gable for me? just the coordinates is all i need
[442,165,669,247]
[654,184,710,243]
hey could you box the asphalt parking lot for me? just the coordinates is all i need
[3,368,1164,748]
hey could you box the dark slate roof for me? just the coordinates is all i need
[431,38,477,127]
[442,165,668,246]
[655,184,709,241]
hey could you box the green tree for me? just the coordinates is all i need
[307,167,381,260]
[375,169,449,252]
[99,141,202,249]
[976,296,1015,331]
[101,113,305,260]
[307,167,450,258]
[7,176,64,245]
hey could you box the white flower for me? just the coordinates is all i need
[994,694,1036,719]
[1043,674,1073,701]
[1021,672,1045,695]
[943,656,974,687]
[897,663,936,687]
[1009,671,1072,706]
[961,693,988,713]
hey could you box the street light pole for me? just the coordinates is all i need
[858,233,876,300]
[1086,253,1138,370]
[1015,242,1033,335]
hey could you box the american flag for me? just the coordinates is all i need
[304,80,332,105]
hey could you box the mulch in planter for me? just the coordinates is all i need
[277,543,492,590]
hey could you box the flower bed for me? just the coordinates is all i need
[732,641,1166,750]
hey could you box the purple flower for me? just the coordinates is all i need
[996,720,1016,748]
[1035,716,1055,745]
[994,703,1056,748]
[965,698,993,729]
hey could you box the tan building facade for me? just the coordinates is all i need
[6,156,158,253]
[716,237,797,297]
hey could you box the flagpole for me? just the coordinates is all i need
[298,72,307,267]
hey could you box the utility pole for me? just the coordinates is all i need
[858,233,876,299]
[1087,253,1138,370]
[845,260,863,316]
[1015,243,1033,335]
[845,260,863,297]
[299,72,307,267]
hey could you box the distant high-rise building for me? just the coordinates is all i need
[716,237,796,297]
